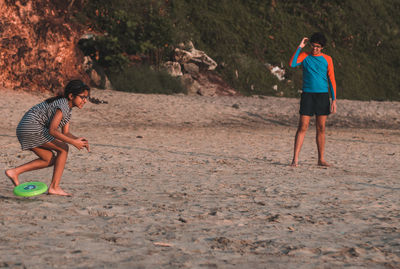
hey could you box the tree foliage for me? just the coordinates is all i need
[77,0,400,100]
[79,0,174,68]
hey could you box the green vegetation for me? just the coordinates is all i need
[77,0,400,100]
[108,65,185,94]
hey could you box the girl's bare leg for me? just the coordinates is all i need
[41,140,71,196]
[291,115,310,167]
[5,147,55,186]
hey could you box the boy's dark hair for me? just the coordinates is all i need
[310,32,327,47]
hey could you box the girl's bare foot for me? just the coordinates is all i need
[318,160,331,167]
[5,170,19,186]
[48,187,71,196]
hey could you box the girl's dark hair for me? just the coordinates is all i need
[310,32,327,47]
[45,80,90,103]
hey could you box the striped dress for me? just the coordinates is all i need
[16,98,72,150]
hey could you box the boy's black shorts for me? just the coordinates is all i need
[299,92,331,116]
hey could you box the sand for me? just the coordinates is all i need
[0,88,399,268]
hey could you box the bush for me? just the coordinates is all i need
[107,65,186,95]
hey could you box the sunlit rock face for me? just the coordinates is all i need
[0,0,88,93]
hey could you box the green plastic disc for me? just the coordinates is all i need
[13,182,48,197]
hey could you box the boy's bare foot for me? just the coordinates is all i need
[5,170,19,186]
[48,187,71,196]
[318,160,331,167]
[290,158,299,167]
[290,162,299,167]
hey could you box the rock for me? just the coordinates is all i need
[194,72,237,97]
[180,74,201,95]
[172,41,238,97]
[174,41,217,70]
[180,71,238,97]
[82,56,113,89]
[174,49,192,64]
[197,84,216,96]
[183,63,199,76]
[265,63,285,81]
[163,61,183,77]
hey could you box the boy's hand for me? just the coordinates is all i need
[331,100,337,114]
[299,37,308,48]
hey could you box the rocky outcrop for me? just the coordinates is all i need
[0,0,88,93]
[164,41,238,97]
[174,41,218,71]
[82,55,113,90]
[163,61,183,77]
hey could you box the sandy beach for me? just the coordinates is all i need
[0,88,399,268]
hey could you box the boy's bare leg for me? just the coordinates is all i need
[291,115,310,166]
[5,148,55,186]
[41,140,71,196]
[316,115,331,167]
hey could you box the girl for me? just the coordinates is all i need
[5,79,90,196]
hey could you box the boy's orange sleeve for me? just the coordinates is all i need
[323,55,337,100]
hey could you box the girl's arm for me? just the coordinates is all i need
[62,123,78,140]
[49,109,89,151]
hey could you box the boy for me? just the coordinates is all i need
[289,32,337,167]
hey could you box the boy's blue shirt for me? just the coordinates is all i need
[290,46,337,100]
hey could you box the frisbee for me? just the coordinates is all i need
[13,181,48,197]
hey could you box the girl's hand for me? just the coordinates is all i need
[73,137,90,152]
[299,37,308,48]
[82,138,90,152]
